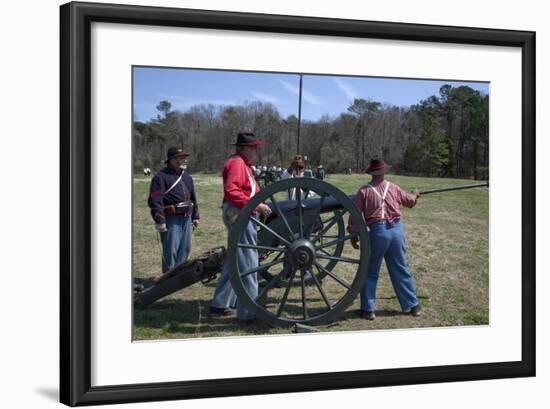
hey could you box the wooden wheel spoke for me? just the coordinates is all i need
[296,187,304,238]
[316,253,360,264]
[251,216,292,246]
[300,269,308,319]
[305,194,326,239]
[311,210,346,244]
[240,257,285,277]
[307,268,332,310]
[256,274,281,302]
[314,261,352,290]
[254,252,287,300]
[315,234,353,251]
[270,194,295,240]
[238,243,287,253]
[276,267,298,317]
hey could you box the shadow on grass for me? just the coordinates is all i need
[134,296,336,337]
[374,310,407,317]
[134,276,158,288]
[134,298,274,336]
[376,294,431,300]
[340,308,406,320]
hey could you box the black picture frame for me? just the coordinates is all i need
[60,1,536,406]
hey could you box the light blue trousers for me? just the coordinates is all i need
[160,215,192,273]
[361,219,419,312]
[211,203,259,321]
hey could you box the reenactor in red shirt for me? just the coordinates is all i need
[210,133,272,323]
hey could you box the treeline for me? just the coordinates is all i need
[133,84,488,179]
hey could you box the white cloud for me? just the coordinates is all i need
[277,79,324,106]
[278,79,299,94]
[157,94,238,107]
[334,77,358,101]
[251,91,279,104]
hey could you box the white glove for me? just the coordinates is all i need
[155,223,167,233]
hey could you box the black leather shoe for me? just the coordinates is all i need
[238,318,256,325]
[209,306,234,316]
[358,310,376,320]
[133,283,145,292]
[410,305,422,317]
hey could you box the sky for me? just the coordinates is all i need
[133,66,489,122]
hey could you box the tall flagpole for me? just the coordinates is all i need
[297,74,303,154]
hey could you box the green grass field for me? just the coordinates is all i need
[132,173,489,340]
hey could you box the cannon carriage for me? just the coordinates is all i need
[134,177,488,328]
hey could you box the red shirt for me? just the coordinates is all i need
[347,180,417,234]
[222,151,259,209]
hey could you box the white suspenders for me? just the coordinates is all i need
[246,167,256,198]
[164,170,184,196]
[368,182,390,219]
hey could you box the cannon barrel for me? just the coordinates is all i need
[267,195,344,216]
[267,181,489,218]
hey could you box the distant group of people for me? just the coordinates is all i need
[146,132,421,324]
[251,165,282,178]
[251,160,326,184]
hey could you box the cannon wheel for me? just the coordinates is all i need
[227,178,370,327]
[258,209,346,284]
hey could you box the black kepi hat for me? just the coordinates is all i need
[366,158,391,175]
[230,132,264,147]
[165,147,190,163]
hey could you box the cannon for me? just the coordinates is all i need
[135,178,488,328]
[134,246,226,309]
[254,168,282,187]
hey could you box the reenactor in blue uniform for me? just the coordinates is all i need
[148,147,200,273]
[316,165,325,180]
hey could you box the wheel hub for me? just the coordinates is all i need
[288,238,316,269]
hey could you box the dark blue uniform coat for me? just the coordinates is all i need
[148,166,200,224]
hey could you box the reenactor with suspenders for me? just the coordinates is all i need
[348,158,421,320]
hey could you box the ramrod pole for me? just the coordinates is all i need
[418,181,489,195]
[268,182,490,215]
